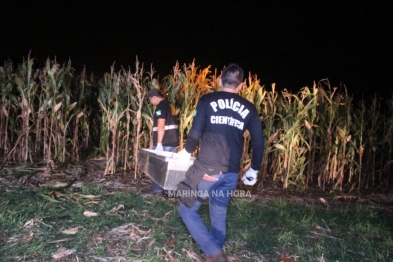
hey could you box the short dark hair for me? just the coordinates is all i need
[221,63,244,87]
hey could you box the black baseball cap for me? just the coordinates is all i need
[147,88,162,98]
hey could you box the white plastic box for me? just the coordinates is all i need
[138,148,194,190]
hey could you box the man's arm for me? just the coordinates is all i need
[242,114,264,186]
[157,118,166,144]
[248,115,264,170]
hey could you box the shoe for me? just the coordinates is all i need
[205,252,228,262]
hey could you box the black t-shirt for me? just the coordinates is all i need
[153,99,179,147]
[185,91,264,173]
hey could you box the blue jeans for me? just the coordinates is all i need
[151,146,177,193]
[179,172,238,256]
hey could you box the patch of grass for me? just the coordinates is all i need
[80,184,102,195]
[0,186,392,261]
[227,197,393,261]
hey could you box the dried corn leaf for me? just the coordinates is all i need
[162,247,176,262]
[40,181,69,188]
[50,63,59,73]
[268,131,279,143]
[22,97,29,107]
[61,227,81,235]
[319,197,329,207]
[73,193,101,199]
[40,194,61,203]
[182,248,203,262]
[336,126,345,139]
[2,106,8,117]
[359,145,364,156]
[109,204,124,212]
[85,201,100,205]
[53,191,67,198]
[54,101,62,112]
[67,102,77,112]
[48,238,71,244]
[274,143,286,151]
[83,211,99,217]
[52,247,76,260]
[23,219,35,228]
[304,119,312,130]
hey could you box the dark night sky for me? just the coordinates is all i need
[1,1,392,99]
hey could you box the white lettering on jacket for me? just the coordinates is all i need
[210,98,250,119]
[210,116,244,130]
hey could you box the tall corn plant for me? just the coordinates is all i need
[98,59,157,177]
[313,81,357,191]
[98,65,131,175]
[78,72,102,156]
[351,99,367,191]
[143,67,163,150]
[0,60,16,159]
[267,85,317,190]
[122,60,150,177]
[70,67,91,162]
[302,84,319,189]
[274,89,314,189]
[363,95,384,188]
[40,59,77,163]
[238,73,267,177]
[381,96,393,187]
[327,89,354,191]
[161,62,182,148]
[313,83,340,191]
[9,56,38,162]
[260,83,279,187]
[166,61,213,150]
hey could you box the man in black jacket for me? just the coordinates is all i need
[177,64,264,261]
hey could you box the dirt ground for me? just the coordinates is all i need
[1,158,393,215]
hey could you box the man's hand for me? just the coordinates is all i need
[176,148,191,164]
[242,168,258,186]
[155,143,164,151]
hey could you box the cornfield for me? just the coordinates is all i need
[1,56,392,192]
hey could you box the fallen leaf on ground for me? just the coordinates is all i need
[74,193,101,199]
[52,247,76,259]
[23,219,35,228]
[48,238,71,244]
[40,181,69,188]
[83,211,99,217]
[61,227,81,234]
[85,201,100,205]
[182,248,203,262]
[319,197,329,206]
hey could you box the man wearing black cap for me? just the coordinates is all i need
[147,88,179,195]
